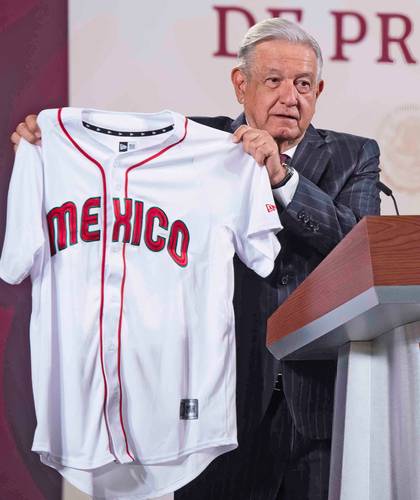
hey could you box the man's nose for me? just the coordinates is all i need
[277,80,298,106]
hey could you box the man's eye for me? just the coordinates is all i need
[295,80,312,94]
[265,77,280,88]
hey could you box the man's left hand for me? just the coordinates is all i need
[232,125,286,186]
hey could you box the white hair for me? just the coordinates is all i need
[237,18,323,81]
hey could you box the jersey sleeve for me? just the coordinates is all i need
[0,139,45,284]
[233,161,282,277]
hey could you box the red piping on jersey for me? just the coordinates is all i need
[116,116,189,455]
[57,107,135,461]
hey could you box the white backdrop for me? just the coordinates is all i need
[69,0,420,215]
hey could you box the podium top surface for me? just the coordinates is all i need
[267,216,420,358]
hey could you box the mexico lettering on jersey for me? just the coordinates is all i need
[47,196,190,266]
[0,108,281,500]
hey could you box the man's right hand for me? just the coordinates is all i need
[10,114,41,152]
[232,125,287,187]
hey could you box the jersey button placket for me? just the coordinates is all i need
[103,159,132,463]
[111,159,124,196]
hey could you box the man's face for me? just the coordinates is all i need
[232,40,324,148]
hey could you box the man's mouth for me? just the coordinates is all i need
[271,114,299,121]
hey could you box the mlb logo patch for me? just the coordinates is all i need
[266,203,277,213]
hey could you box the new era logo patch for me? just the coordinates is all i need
[119,142,128,152]
[266,204,277,213]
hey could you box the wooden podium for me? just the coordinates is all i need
[267,216,420,500]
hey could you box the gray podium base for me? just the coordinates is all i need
[329,321,420,500]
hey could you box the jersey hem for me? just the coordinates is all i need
[35,446,116,469]
[137,436,238,465]
[34,436,237,468]
[55,441,238,500]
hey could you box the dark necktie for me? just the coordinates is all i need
[280,153,290,165]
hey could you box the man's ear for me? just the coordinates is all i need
[316,79,324,99]
[231,67,247,104]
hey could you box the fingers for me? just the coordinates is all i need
[232,124,250,143]
[25,114,41,135]
[250,138,272,165]
[16,121,39,143]
[232,124,286,184]
[10,131,21,149]
[10,114,41,149]
[232,125,278,166]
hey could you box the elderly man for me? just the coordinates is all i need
[11,18,380,500]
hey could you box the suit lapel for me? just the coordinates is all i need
[290,124,331,185]
[230,113,247,132]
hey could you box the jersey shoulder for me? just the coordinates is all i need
[37,108,61,133]
[185,117,260,185]
[186,116,238,149]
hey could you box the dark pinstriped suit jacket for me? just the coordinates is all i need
[191,113,381,441]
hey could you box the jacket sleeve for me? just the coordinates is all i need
[279,138,380,257]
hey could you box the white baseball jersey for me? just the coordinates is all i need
[0,108,281,499]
